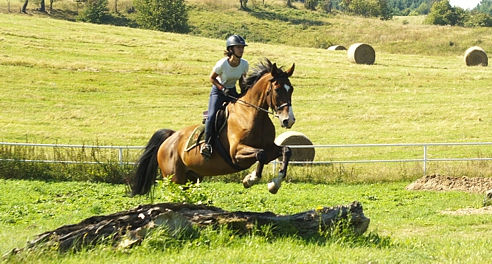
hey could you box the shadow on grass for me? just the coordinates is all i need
[246,5,329,27]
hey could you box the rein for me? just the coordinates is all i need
[227,94,274,115]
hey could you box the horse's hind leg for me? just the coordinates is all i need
[267,146,292,194]
[186,170,204,184]
[161,154,189,185]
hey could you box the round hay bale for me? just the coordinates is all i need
[347,43,375,65]
[464,46,488,66]
[274,131,315,162]
[328,45,347,51]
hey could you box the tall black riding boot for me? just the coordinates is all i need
[201,120,213,157]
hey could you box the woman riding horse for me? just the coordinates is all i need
[201,34,249,158]
[131,58,296,196]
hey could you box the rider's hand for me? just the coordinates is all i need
[222,88,230,96]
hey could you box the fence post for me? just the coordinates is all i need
[118,148,123,166]
[423,145,427,176]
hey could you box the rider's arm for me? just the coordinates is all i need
[209,71,224,90]
[238,74,247,93]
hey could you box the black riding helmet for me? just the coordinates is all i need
[226,34,248,49]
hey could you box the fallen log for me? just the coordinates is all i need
[13,201,369,252]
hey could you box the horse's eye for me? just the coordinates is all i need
[275,83,292,93]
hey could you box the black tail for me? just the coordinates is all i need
[131,129,175,196]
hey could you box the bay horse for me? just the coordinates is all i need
[131,58,296,196]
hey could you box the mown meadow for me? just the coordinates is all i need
[1,1,492,262]
[1,178,491,263]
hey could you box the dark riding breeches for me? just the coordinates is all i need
[204,85,239,143]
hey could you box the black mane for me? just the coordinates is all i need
[242,58,274,94]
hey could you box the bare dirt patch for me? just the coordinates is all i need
[406,174,492,194]
[406,174,492,215]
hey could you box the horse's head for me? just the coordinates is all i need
[268,63,296,128]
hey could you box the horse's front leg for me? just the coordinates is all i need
[240,149,267,188]
[237,145,291,194]
[267,146,292,194]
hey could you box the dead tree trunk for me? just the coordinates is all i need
[12,201,369,252]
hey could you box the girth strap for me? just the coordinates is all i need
[213,135,246,171]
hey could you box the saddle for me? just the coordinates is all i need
[185,107,227,151]
[185,105,245,171]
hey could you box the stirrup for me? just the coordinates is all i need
[200,144,212,157]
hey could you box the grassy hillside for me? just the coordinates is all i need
[1,0,492,56]
[188,4,492,56]
[1,9,492,180]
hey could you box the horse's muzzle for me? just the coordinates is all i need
[278,107,295,128]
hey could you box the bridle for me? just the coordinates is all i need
[267,77,292,117]
[226,76,291,117]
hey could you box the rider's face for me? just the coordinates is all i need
[232,45,245,58]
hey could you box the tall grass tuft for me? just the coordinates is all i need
[151,177,213,204]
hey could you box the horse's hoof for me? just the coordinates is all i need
[243,178,259,188]
[243,173,260,188]
[243,179,253,188]
[268,178,281,194]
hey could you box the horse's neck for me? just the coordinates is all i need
[242,78,270,110]
[228,78,271,129]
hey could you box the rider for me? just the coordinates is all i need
[201,34,249,158]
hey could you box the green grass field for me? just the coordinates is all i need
[1,179,491,263]
[1,4,492,262]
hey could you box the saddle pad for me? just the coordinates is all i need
[185,124,205,152]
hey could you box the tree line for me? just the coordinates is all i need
[17,0,492,33]
[299,0,492,25]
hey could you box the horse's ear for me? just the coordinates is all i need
[271,63,278,77]
[286,63,295,77]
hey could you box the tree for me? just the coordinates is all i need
[340,0,392,19]
[319,0,333,12]
[425,0,455,25]
[134,0,189,33]
[240,0,248,9]
[378,0,393,20]
[466,12,492,27]
[476,0,492,15]
[304,0,318,10]
[386,0,438,15]
[424,0,469,26]
[49,0,54,12]
[453,6,468,26]
[21,0,28,13]
[21,0,47,12]
[39,0,45,12]
[414,2,430,15]
[77,0,110,24]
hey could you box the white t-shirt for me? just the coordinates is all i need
[213,57,249,89]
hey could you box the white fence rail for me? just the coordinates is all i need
[2,142,492,175]
[282,142,492,175]
[0,142,143,166]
